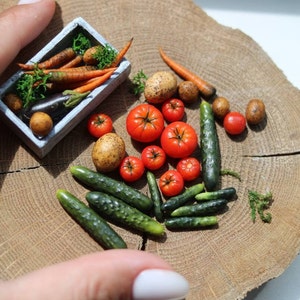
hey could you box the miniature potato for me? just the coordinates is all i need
[144,71,177,104]
[29,112,53,137]
[212,96,230,120]
[178,81,200,103]
[3,93,23,113]
[92,132,126,173]
[246,99,266,125]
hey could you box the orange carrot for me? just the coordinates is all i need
[48,67,117,83]
[24,65,97,75]
[60,55,83,69]
[18,48,77,71]
[159,47,216,99]
[72,70,115,93]
[110,37,133,67]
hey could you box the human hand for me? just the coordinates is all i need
[0,1,189,299]
[0,250,189,300]
[0,0,56,74]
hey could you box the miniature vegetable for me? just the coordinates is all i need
[144,71,177,104]
[212,96,230,120]
[22,90,89,121]
[29,111,53,136]
[92,132,126,173]
[57,189,127,249]
[245,99,266,125]
[223,111,246,135]
[18,48,77,71]
[159,48,216,99]
[2,93,23,113]
[178,81,200,104]
[200,100,221,191]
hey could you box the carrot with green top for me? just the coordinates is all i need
[18,48,76,71]
[72,69,115,93]
[159,47,216,99]
[48,67,117,83]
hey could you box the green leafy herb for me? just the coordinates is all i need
[93,44,118,70]
[16,68,50,108]
[248,190,273,223]
[221,169,241,181]
[72,33,92,55]
[131,70,148,95]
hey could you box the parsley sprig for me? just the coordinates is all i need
[16,68,50,108]
[93,44,118,69]
[72,33,92,55]
[131,70,148,95]
[248,190,273,223]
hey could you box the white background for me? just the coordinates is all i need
[193,1,300,299]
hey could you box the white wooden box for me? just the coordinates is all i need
[0,17,131,158]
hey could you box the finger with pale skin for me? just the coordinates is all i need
[0,0,56,74]
[0,250,173,300]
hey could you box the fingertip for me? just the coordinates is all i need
[133,269,189,300]
[0,0,56,73]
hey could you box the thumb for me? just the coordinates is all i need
[0,250,189,300]
[0,0,56,74]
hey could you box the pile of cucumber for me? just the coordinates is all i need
[56,165,236,250]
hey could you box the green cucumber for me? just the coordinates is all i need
[195,187,236,201]
[70,165,153,212]
[146,171,164,223]
[170,199,228,217]
[56,189,127,249]
[165,216,218,230]
[161,183,204,215]
[86,191,165,237]
[200,100,221,191]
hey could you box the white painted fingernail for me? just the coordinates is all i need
[133,269,189,300]
[18,0,42,4]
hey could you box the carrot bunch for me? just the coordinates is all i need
[16,36,133,106]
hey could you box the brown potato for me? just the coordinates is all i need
[92,133,126,173]
[144,71,177,104]
[246,99,266,125]
[29,112,53,137]
[3,93,23,113]
[178,81,200,103]
[212,96,230,119]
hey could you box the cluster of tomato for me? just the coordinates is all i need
[87,98,201,197]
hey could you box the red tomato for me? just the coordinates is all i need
[141,145,166,170]
[87,113,113,138]
[159,169,184,197]
[119,156,145,182]
[160,121,198,158]
[176,157,201,182]
[161,98,185,122]
[126,103,164,143]
[223,111,246,135]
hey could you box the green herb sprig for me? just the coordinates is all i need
[72,33,92,56]
[131,70,148,95]
[248,190,273,223]
[93,44,118,70]
[16,68,50,108]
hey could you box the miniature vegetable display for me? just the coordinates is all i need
[4,33,133,138]
[54,43,273,254]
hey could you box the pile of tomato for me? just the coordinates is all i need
[87,98,202,198]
